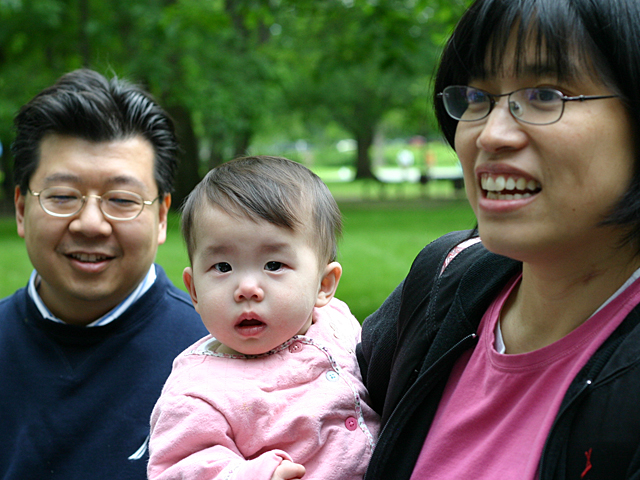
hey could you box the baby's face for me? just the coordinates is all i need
[183,205,327,355]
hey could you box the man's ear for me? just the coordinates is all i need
[183,267,199,311]
[157,194,171,245]
[315,261,342,308]
[15,186,26,239]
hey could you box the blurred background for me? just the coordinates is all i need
[0,0,472,209]
[0,0,476,320]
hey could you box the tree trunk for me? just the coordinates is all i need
[354,127,376,179]
[208,142,225,170]
[166,104,201,210]
[233,128,252,159]
[1,145,14,210]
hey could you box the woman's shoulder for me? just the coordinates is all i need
[402,230,482,291]
[413,230,480,267]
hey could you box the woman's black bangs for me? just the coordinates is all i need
[453,0,587,84]
[434,0,602,148]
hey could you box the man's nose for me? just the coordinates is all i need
[67,196,113,237]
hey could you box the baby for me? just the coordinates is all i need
[148,156,380,480]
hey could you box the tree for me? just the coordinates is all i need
[0,0,470,206]
[0,0,285,207]
[273,0,469,179]
[0,0,89,202]
[122,0,286,205]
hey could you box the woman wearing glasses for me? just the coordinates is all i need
[358,0,640,479]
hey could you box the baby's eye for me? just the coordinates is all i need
[264,261,284,272]
[214,262,232,273]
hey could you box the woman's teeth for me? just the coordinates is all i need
[481,174,541,200]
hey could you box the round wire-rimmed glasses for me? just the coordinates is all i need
[437,85,618,125]
[28,186,161,221]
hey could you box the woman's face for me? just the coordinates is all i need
[454,41,636,265]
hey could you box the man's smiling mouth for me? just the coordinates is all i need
[481,173,542,200]
[67,253,113,263]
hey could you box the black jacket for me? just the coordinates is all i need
[357,231,640,480]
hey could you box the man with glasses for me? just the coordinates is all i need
[1,69,207,479]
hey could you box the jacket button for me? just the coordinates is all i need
[345,417,358,431]
[289,342,303,353]
[325,371,339,382]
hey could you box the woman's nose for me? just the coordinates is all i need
[476,98,529,153]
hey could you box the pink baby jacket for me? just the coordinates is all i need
[148,298,380,480]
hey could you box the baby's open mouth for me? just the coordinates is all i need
[481,173,541,200]
[238,319,264,327]
[235,318,267,337]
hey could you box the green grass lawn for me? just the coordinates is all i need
[0,198,476,322]
[336,199,476,320]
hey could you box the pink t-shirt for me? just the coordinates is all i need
[410,271,640,480]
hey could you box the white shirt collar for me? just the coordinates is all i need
[27,264,157,327]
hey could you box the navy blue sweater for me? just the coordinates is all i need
[0,265,207,480]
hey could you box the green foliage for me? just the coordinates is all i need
[273,0,440,177]
[0,0,472,203]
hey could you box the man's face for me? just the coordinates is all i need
[15,134,171,325]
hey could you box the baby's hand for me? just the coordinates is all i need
[270,459,305,480]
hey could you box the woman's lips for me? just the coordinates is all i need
[480,173,541,200]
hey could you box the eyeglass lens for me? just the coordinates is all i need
[38,187,145,219]
[442,86,564,125]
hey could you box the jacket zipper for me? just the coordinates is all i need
[369,332,479,480]
[418,332,479,381]
[538,378,592,479]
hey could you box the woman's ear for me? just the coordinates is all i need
[315,262,343,308]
